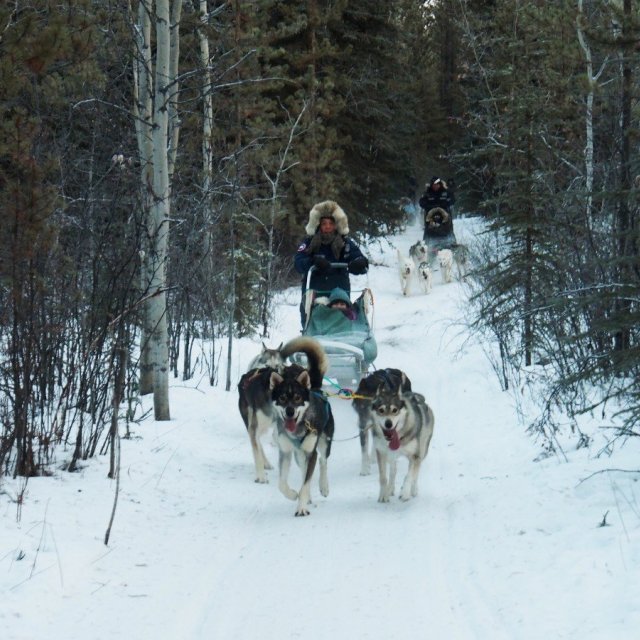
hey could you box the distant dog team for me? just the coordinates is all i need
[396,241,469,294]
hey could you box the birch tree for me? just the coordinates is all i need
[131,0,183,419]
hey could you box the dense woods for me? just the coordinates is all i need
[0,0,638,478]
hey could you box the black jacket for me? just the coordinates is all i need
[419,186,455,214]
[295,235,367,294]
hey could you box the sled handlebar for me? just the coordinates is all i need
[306,263,349,289]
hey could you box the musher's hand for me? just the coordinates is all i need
[348,256,368,274]
[313,255,331,270]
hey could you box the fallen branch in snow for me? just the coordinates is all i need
[577,468,640,485]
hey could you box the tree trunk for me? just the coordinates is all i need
[133,0,182,417]
[132,0,155,395]
[613,0,632,354]
[146,0,173,419]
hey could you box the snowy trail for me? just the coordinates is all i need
[3,218,639,640]
[182,219,524,640]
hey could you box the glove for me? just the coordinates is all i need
[348,256,368,274]
[313,255,331,270]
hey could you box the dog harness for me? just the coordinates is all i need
[312,390,332,430]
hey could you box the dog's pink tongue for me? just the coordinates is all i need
[285,417,297,433]
[387,430,400,451]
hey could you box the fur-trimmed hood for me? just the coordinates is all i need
[305,200,350,236]
[425,206,450,223]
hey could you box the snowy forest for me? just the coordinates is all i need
[1,0,639,480]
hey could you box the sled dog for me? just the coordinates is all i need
[417,261,433,294]
[409,240,429,267]
[352,369,412,476]
[397,249,414,296]
[452,243,470,279]
[237,343,287,483]
[247,342,285,371]
[238,364,300,484]
[370,382,434,503]
[438,248,453,283]
[270,337,335,516]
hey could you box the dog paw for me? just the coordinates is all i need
[378,493,390,503]
[254,476,269,484]
[295,508,311,517]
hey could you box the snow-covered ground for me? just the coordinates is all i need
[1,217,638,640]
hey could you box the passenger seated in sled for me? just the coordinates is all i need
[315,287,358,321]
[300,286,377,386]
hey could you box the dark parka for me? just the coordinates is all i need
[419,176,455,216]
[294,201,368,294]
[294,200,368,325]
[419,177,457,248]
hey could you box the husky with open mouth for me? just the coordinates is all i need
[370,382,434,503]
[270,337,335,516]
[352,368,412,476]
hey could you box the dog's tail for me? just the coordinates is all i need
[280,337,328,389]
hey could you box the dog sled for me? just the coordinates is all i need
[291,264,378,388]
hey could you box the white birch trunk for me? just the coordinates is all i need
[195,0,219,388]
[132,0,155,395]
[146,0,172,420]
[576,0,597,225]
[196,0,214,195]
[132,0,182,416]
[167,1,183,182]
[576,2,611,227]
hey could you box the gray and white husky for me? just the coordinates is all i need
[451,243,470,279]
[370,382,434,503]
[352,369,412,476]
[269,337,335,516]
[417,261,433,294]
[409,240,429,266]
[247,342,284,371]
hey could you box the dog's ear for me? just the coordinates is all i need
[296,370,311,389]
[270,371,284,390]
[399,372,410,392]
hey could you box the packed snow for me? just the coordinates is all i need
[1,217,638,640]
